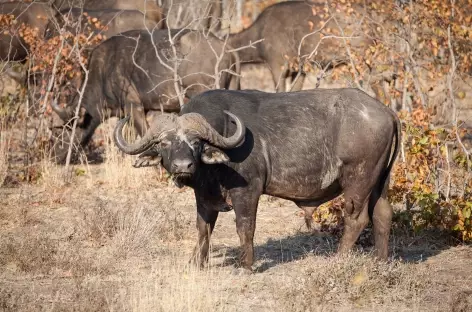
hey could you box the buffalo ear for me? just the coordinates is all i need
[201,144,229,164]
[133,147,162,168]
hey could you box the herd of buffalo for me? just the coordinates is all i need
[1,0,402,272]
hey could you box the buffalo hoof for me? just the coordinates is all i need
[231,267,253,276]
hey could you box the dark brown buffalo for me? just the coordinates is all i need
[0,2,53,61]
[227,1,377,92]
[51,28,240,163]
[114,88,401,271]
[44,8,158,41]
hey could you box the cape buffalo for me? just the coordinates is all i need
[227,1,376,92]
[0,2,53,61]
[51,28,240,163]
[113,88,401,271]
[44,8,159,41]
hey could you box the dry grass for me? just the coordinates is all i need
[0,153,471,311]
[100,117,164,188]
[0,162,226,311]
[0,233,58,274]
[121,259,232,312]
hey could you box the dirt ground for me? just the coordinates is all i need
[1,162,472,312]
[1,66,472,312]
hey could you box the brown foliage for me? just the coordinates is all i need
[390,108,472,240]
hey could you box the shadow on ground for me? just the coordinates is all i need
[213,225,460,272]
[213,230,337,272]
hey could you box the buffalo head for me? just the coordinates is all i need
[113,111,245,186]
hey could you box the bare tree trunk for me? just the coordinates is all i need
[63,49,89,182]
[235,0,243,30]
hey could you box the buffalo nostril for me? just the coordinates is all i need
[172,160,193,172]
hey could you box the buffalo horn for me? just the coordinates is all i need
[178,110,245,149]
[113,114,176,155]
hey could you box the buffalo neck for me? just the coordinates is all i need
[228,27,263,63]
[189,164,238,195]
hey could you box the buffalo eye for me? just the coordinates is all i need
[190,139,200,147]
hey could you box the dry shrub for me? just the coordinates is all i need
[390,108,472,240]
[82,196,188,257]
[82,203,160,256]
[0,233,58,274]
[112,204,187,255]
[113,205,161,256]
[37,159,70,188]
[27,12,106,110]
[83,204,120,244]
[278,253,427,312]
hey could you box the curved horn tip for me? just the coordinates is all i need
[114,116,131,129]
[113,115,159,155]
[114,116,131,137]
[223,110,246,148]
[223,110,244,125]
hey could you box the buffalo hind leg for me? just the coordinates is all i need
[369,180,393,260]
[371,196,392,259]
[338,156,388,256]
[190,203,219,268]
[338,189,370,255]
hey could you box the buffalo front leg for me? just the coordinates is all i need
[79,117,101,147]
[190,203,219,268]
[231,188,261,271]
